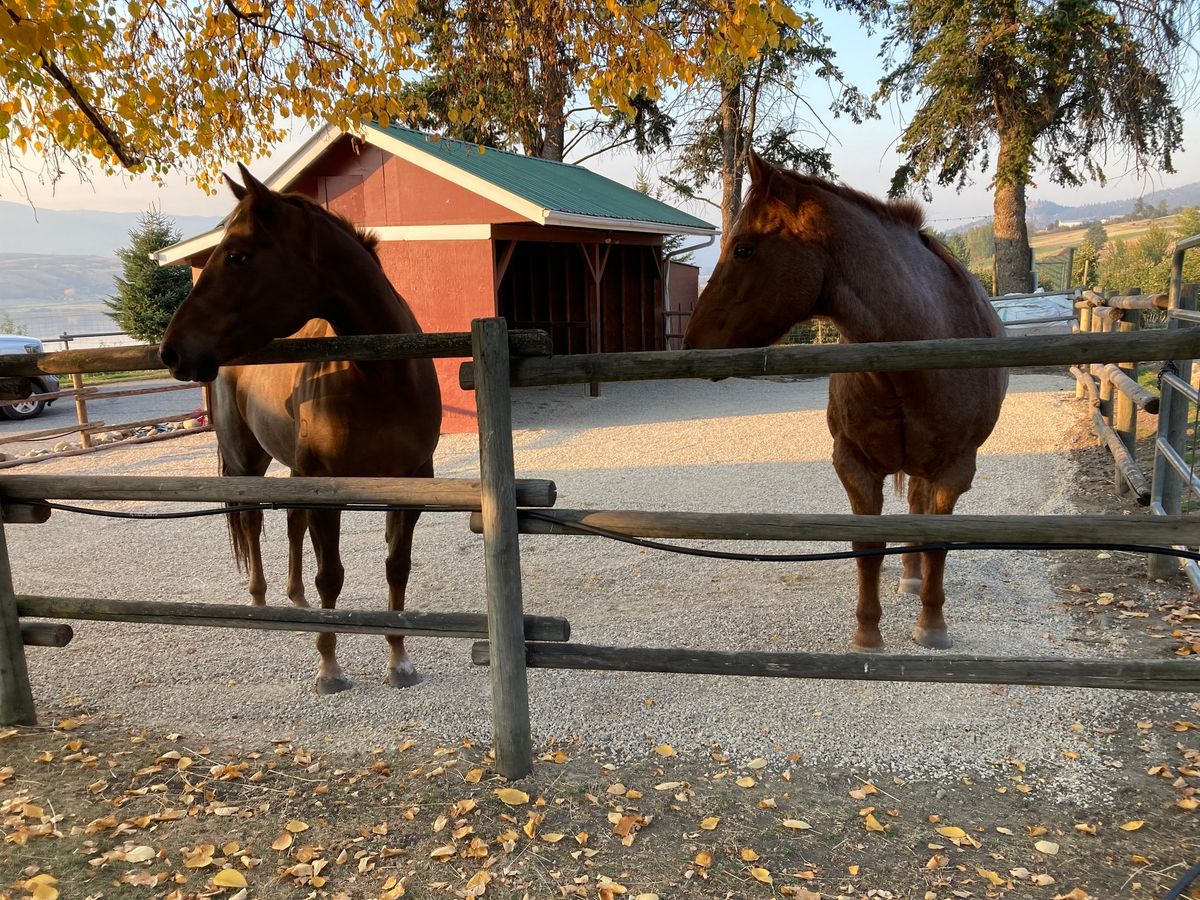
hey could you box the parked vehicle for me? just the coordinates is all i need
[0,335,59,420]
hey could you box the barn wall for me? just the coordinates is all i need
[665,262,700,350]
[309,136,528,227]
[376,239,496,433]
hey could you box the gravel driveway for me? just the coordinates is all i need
[10,373,1192,797]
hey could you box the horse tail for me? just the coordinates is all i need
[217,444,252,574]
[892,472,907,499]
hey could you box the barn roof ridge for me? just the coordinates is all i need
[154,123,716,266]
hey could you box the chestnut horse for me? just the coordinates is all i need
[160,166,442,693]
[685,151,1007,651]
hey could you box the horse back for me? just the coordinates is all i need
[214,319,441,478]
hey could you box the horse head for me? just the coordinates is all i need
[683,150,829,351]
[160,165,332,383]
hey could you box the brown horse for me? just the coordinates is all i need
[160,165,442,693]
[684,151,1007,651]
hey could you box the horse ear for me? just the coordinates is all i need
[236,162,271,201]
[224,173,248,201]
[746,148,774,187]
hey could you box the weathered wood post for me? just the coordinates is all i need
[471,317,532,779]
[1075,301,1094,399]
[0,508,35,725]
[71,373,92,449]
[1094,294,1115,423]
[1113,291,1142,495]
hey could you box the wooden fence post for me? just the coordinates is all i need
[1075,302,1093,399]
[471,318,533,779]
[1114,294,1142,495]
[0,509,35,725]
[71,373,92,449]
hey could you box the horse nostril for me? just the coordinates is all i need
[681,340,692,350]
[159,344,179,371]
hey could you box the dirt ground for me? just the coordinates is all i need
[2,388,1199,900]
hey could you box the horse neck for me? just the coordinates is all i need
[315,230,420,339]
[801,194,925,344]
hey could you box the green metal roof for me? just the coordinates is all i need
[367,123,716,233]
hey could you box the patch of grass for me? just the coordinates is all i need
[73,370,166,387]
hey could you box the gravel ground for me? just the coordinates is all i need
[11,373,1192,797]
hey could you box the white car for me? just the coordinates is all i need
[0,335,60,420]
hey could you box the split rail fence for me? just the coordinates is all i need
[3,319,1200,779]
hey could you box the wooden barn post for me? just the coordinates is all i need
[1114,292,1142,494]
[0,509,35,725]
[471,317,533,779]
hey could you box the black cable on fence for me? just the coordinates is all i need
[12,499,1200,564]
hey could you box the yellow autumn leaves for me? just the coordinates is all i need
[2,0,806,188]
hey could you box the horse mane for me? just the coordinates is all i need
[761,169,927,231]
[277,191,382,264]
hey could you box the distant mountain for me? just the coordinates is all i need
[0,200,219,257]
[948,182,1200,232]
[0,253,124,338]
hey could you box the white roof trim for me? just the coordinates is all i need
[359,127,547,225]
[152,227,226,265]
[368,224,492,241]
[544,210,717,236]
[265,124,344,193]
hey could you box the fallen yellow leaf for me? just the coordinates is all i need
[1120,820,1145,831]
[741,848,760,861]
[935,826,967,839]
[429,844,455,861]
[1034,839,1060,855]
[212,869,248,888]
[694,850,713,867]
[494,788,530,805]
[541,832,566,843]
[285,820,310,833]
[271,833,293,851]
[977,868,1005,887]
[464,768,484,784]
[749,866,773,885]
[736,776,756,788]
[782,819,811,831]
[699,816,720,830]
[864,813,885,833]
[653,744,676,757]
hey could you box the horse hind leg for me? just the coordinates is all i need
[308,508,351,694]
[833,444,886,651]
[384,507,422,688]
[898,474,926,595]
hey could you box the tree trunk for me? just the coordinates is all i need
[993,128,1033,295]
[719,73,744,247]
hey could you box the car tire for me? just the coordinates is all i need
[1,379,49,420]
[1,397,46,420]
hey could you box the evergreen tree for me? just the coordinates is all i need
[1083,220,1108,249]
[106,212,192,343]
[873,0,1191,294]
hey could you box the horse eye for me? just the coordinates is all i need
[226,251,248,265]
[733,244,754,259]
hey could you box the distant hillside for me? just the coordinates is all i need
[949,182,1200,232]
[0,200,219,257]
[0,253,123,338]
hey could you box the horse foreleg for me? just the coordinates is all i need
[833,445,886,651]
[308,508,350,694]
[384,508,422,688]
[285,508,309,608]
[909,464,973,650]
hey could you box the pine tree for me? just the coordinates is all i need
[106,212,192,343]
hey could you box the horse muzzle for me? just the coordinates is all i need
[159,342,219,384]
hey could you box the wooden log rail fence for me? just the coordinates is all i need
[456,317,1200,777]
[5,320,1200,781]
[1068,289,1173,505]
[0,329,563,768]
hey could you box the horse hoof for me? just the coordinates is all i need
[850,632,885,652]
[387,666,423,688]
[897,578,922,595]
[912,626,952,650]
[315,674,353,694]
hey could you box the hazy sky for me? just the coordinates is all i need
[5,6,1198,236]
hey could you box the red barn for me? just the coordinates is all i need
[157,124,716,432]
